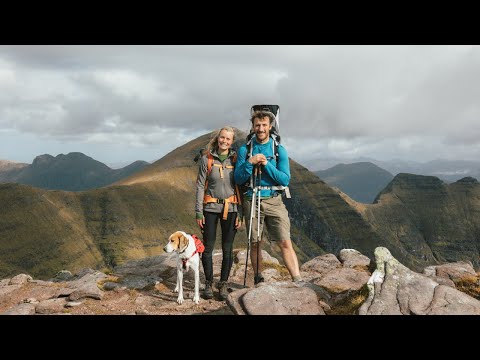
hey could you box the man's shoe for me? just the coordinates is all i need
[203,280,213,299]
[293,279,307,286]
[254,274,265,285]
[216,281,229,301]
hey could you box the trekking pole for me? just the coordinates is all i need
[243,178,257,288]
[256,164,262,282]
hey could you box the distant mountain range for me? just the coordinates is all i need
[0,131,479,279]
[367,174,480,271]
[315,162,394,203]
[305,157,480,183]
[0,152,149,191]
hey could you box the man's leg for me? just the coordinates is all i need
[262,196,301,281]
[244,197,265,283]
[250,240,263,278]
[278,239,301,280]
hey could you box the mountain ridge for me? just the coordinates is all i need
[315,162,394,203]
[0,152,149,191]
[1,132,480,279]
[306,157,480,183]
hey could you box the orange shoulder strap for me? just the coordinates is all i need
[207,152,214,176]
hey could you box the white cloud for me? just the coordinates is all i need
[1,45,480,165]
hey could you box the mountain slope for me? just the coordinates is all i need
[363,174,480,269]
[0,152,149,191]
[2,131,480,279]
[0,130,322,278]
[315,162,394,203]
[0,183,106,278]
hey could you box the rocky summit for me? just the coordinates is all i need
[1,247,479,315]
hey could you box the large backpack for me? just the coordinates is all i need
[245,104,291,198]
[246,105,281,154]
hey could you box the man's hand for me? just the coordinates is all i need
[249,154,268,166]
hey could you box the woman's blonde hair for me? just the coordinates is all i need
[204,126,235,155]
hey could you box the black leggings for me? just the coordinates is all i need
[201,211,237,282]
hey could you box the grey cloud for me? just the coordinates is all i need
[1,45,480,164]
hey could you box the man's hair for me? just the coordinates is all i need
[250,111,275,124]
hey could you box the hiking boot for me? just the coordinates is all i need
[216,281,229,301]
[254,274,265,285]
[203,280,213,299]
[293,279,307,287]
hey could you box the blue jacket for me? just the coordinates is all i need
[234,137,290,199]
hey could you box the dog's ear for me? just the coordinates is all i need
[168,231,181,249]
[180,234,189,252]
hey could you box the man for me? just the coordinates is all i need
[234,110,302,284]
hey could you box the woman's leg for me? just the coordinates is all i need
[219,212,237,282]
[202,211,219,282]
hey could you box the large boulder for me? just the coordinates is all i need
[359,247,480,315]
[227,281,325,315]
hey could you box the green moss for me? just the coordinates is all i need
[325,284,370,315]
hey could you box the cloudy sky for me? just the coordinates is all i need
[1,45,479,169]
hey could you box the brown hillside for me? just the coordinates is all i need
[364,174,480,269]
[0,129,323,279]
[0,183,105,278]
[3,132,480,279]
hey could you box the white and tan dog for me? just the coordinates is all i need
[163,231,200,304]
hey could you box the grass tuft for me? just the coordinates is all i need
[325,284,370,315]
[454,275,480,300]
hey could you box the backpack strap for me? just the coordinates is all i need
[204,152,214,194]
[245,135,280,189]
[244,136,290,198]
[230,153,242,205]
[207,152,215,176]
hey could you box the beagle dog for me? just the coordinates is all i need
[163,231,200,304]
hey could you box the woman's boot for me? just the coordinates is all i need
[203,280,213,299]
[216,281,228,301]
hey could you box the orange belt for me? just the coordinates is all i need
[204,194,239,220]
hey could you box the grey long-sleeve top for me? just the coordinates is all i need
[195,149,241,217]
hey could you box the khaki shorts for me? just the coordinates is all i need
[243,195,291,243]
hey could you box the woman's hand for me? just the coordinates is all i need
[196,217,205,229]
[235,216,243,229]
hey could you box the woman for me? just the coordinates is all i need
[195,126,242,300]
